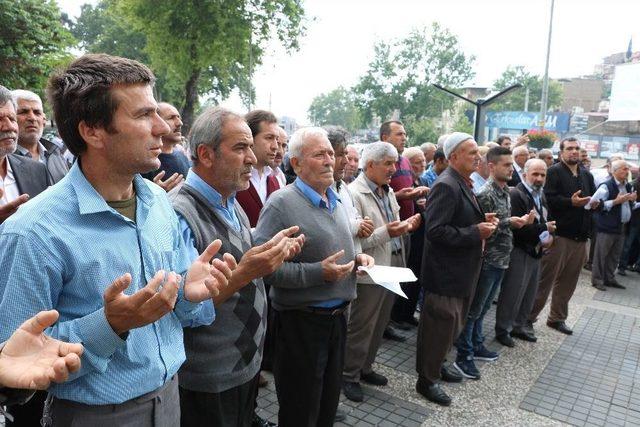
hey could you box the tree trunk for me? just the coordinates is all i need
[181,68,201,133]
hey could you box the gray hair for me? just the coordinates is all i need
[288,127,328,159]
[484,141,499,148]
[188,106,243,164]
[607,153,625,165]
[420,142,436,152]
[512,145,529,157]
[361,141,398,167]
[11,89,43,108]
[0,85,16,110]
[524,158,547,173]
[611,159,628,173]
[436,133,450,149]
[403,146,423,161]
[537,148,553,157]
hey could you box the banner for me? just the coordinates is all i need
[609,63,640,121]
[485,111,570,132]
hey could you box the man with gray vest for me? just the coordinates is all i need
[171,107,303,427]
[254,127,374,426]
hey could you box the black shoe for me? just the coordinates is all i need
[361,371,388,386]
[618,268,627,276]
[606,280,626,289]
[511,329,537,342]
[416,378,451,406]
[496,334,515,347]
[547,321,573,335]
[334,408,347,423]
[342,381,363,402]
[440,365,463,383]
[252,414,277,427]
[390,320,411,331]
[383,326,407,342]
[592,283,607,291]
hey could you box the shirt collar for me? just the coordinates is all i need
[522,180,542,197]
[362,173,389,195]
[15,141,48,158]
[295,177,340,210]
[185,168,236,210]
[488,178,509,196]
[251,165,273,180]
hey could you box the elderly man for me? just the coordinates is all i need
[343,142,420,402]
[507,145,529,187]
[471,146,490,194]
[588,160,639,291]
[171,107,301,427]
[495,159,556,344]
[537,149,554,168]
[11,89,69,183]
[254,127,374,426]
[0,54,234,426]
[421,142,437,165]
[344,144,360,184]
[529,137,597,335]
[416,132,497,406]
[236,110,281,227]
[0,86,50,227]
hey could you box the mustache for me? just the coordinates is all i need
[0,131,17,141]
[242,166,252,174]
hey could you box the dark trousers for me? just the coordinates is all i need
[619,224,640,268]
[179,374,259,427]
[261,282,275,371]
[416,291,471,384]
[273,308,347,427]
[6,390,47,426]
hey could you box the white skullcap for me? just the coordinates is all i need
[443,132,474,159]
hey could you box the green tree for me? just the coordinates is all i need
[452,109,474,135]
[0,0,75,95]
[403,116,439,146]
[353,23,475,125]
[308,87,363,132]
[114,0,306,130]
[489,65,563,112]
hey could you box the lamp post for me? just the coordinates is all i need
[539,0,556,130]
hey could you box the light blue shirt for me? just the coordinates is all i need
[295,177,344,308]
[0,162,213,405]
[470,171,487,195]
[421,166,439,187]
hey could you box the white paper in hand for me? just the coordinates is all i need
[357,265,418,299]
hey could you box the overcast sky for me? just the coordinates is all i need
[58,0,640,124]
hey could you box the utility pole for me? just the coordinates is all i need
[539,0,555,130]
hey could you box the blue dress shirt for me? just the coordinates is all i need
[421,166,439,187]
[0,163,213,405]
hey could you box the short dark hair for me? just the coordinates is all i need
[559,136,579,151]
[379,120,404,140]
[47,54,155,157]
[324,125,349,152]
[496,135,512,146]
[487,146,512,164]
[245,109,277,138]
[433,149,446,163]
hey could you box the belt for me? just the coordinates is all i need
[298,302,350,316]
[392,249,403,255]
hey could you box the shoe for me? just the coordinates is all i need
[618,268,627,276]
[592,283,607,291]
[383,326,407,342]
[511,329,538,342]
[453,359,481,380]
[252,414,276,427]
[258,372,269,388]
[390,320,411,331]
[547,321,573,335]
[361,371,388,386]
[496,334,515,347]
[474,345,499,361]
[416,378,451,406]
[440,365,463,383]
[342,381,363,402]
[583,263,592,271]
[605,280,626,289]
[334,408,347,422]
[405,317,419,327]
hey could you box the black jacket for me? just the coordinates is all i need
[511,183,549,259]
[421,167,484,298]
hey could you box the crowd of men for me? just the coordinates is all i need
[0,53,639,427]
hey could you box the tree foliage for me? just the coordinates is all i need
[0,0,75,96]
[489,65,563,112]
[308,87,363,132]
[353,23,475,125]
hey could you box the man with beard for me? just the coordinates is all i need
[496,159,555,344]
[416,132,497,406]
[172,107,302,427]
[12,90,69,183]
[236,110,282,227]
[529,137,597,335]
[0,86,50,225]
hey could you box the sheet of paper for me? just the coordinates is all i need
[378,282,408,299]
[357,265,418,284]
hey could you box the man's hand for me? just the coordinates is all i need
[526,209,536,225]
[184,240,236,302]
[0,310,83,390]
[477,222,497,239]
[386,220,410,237]
[104,271,181,335]
[321,250,355,282]
[236,226,302,281]
[405,213,422,232]
[571,190,591,207]
[515,134,530,147]
[357,217,375,238]
[485,212,499,226]
[546,220,557,233]
[414,186,430,197]
[153,171,184,193]
[0,193,29,224]
[509,216,526,229]
[394,187,422,200]
[356,253,375,268]
[628,192,638,202]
